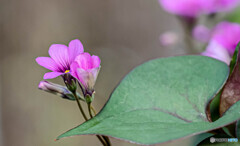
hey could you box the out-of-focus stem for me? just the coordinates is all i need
[177,16,198,54]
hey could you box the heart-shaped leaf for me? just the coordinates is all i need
[57,55,240,145]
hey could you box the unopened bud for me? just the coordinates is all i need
[38,81,83,101]
[85,93,94,104]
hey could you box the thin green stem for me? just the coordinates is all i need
[73,92,88,121]
[88,103,94,118]
[90,105,97,115]
[89,104,111,146]
[72,92,107,146]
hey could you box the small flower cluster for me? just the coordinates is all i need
[36,39,100,101]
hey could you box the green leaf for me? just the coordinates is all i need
[57,55,237,145]
[191,133,214,146]
[219,43,240,116]
[208,92,221,122]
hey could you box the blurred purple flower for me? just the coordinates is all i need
[202,41,231,64]
[159,0,207,17]
[192,25,211,43]
[70,53,101,96]
[159,0,239,17]
[207,0,240,13]
[36,39,84,79]
[211,21,240,55]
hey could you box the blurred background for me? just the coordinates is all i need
[0,0,216,146]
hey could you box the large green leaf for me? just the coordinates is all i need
[57,55,240,145]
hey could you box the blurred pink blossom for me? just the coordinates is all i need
[159,0,207,17]
[202,41,231,64]
[207,0,240,13]
[70,53,101,96]
[192,25,211,43]
[200,22,240,64]
[36,39,84,79]
[159,0,240,17]
[159,31,179,47]
[211,21,240,55]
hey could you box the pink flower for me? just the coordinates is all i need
[70,53,101,96]
[202,41,231,64]
[200,22,240,65]
[211,22,240,55]
[159,0,239,17]
[207,0,240,13]
[36,39,84,79]
[159,0,207,17]
[193,22,240,55]
[192,25,211,43]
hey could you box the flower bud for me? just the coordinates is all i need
[38,81,83,101]
[85,94,94,104]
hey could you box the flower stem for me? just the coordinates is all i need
[72,92,107,146]
[177,16,198,54]
[90,105,97,115]
[88,104,111,146]
[73,92,88,121]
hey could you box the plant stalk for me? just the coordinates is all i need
[88,103,111,146]
[177,16,198,54]
[72,92,107,146]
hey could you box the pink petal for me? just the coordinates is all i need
[48,44,69,70]
[212,22,240,55]
[36,57,58,71]
[70,62,79,79]
[75,68,100,90]
[74,53,92,70]
[91,55,101,68]
[68,39,84,63]
[75,68,88,88]
[192,25,211,43]
[202,41,231,65]
[43,72,63,79]
[159,0,207,17]
[206,0,240,13]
